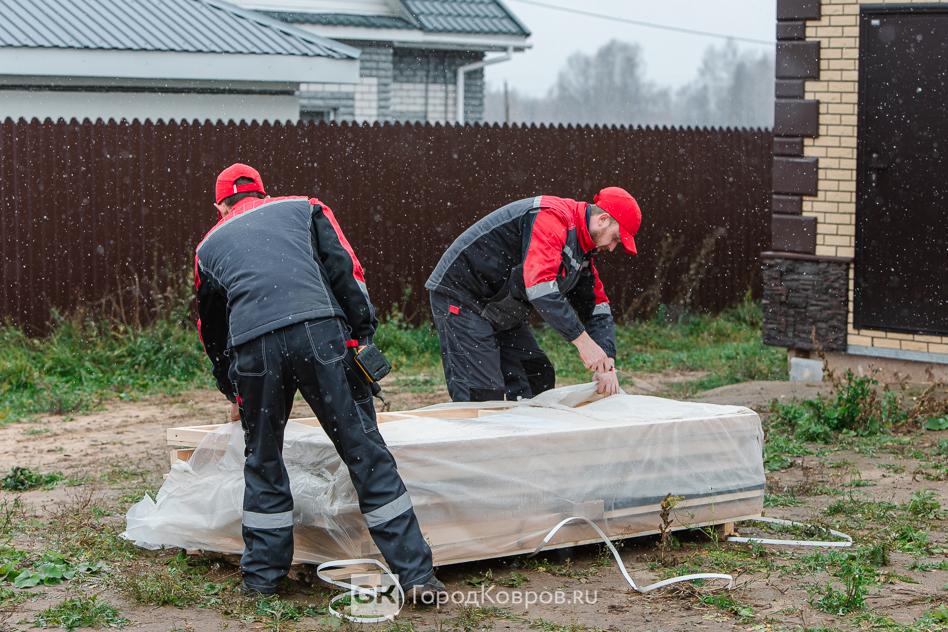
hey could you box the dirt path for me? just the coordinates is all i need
[1,379,945,631]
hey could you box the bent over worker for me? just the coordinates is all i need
[425,188,642,401]
[195,164,443,599]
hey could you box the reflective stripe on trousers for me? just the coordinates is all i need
[243,510,294,530]
[363,492,412,528]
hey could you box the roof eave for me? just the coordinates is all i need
[0,48,360,84]
[296,24,531,52]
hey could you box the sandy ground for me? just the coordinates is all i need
[0,376,945,632]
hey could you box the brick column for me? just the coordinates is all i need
[763,0,849,352]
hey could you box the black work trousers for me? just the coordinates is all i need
[228,318,433,591]
[429,291,556,402]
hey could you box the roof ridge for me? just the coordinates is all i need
[493,0,531,37]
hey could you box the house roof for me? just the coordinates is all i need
[0,0,359,59]
[402,0,529,36]
[265,0,530,38]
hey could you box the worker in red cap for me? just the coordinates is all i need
[195,163,443,600]
[426,188,642,401]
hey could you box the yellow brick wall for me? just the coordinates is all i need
[803,0,948,355]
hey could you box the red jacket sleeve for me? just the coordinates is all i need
[522,210,585,342]
[566,260,616,358]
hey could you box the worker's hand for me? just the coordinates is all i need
[229,402,241,422]
[572,332,610,373]
[594,369,620,396]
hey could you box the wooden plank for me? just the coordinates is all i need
[425,512,763,568]
[166,409,509,450]
[419,497,762,561]
[172,508,762,570]
[166,424,228,445]
[713,522,737,541]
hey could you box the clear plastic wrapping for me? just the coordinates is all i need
[124,384,764,565]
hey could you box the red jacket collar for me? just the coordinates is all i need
[221,195,269,221]
[576,202,595,254]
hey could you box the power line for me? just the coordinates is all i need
[509,0,775,46]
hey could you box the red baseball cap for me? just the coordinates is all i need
[215,163,266,204]
[592,186,642,255]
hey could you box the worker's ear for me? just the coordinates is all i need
[593,211,612,229]
[214,202,227,219]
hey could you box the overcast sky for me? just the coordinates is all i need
[485,0,776,96]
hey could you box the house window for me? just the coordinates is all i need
[301,108,335,123]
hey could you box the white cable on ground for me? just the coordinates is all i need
[315,516,851,622]
[727,516,852,548]
[534,516,734,593]
[316,558,405,624]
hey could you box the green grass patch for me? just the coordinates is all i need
[538,299,784,387]
[0,314,210,425]
[807,552,878,615]
[763,432,812,472]
[1,299,784,424]
[527,618,603,632]
[114,560,209,607]
[34,595,128,630]
[764,491,802,507]
[905,490,944,520]
[699,593,755,622]
[1,466,64,491]
[0,548,103,589]
[769,371,903,442]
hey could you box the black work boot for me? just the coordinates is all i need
[405,575,447,606]
[239,579,279,598]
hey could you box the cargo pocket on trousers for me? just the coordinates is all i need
[234,337,268,376]
[304,319,347,365]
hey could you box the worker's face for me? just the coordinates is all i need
[589,212,621,253]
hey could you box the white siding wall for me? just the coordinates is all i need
[0,90,300,123]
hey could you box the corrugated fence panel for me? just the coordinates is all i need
[0,119,771,334]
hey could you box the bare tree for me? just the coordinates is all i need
[673,40,774,127]
[548,40,672,125]
[485,39,774,128]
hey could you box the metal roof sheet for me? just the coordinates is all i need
[265,0,529,38]
[0,0,359,58]
[400,0,529,36]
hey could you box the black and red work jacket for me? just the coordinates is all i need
[425,195,616,357]
[194,196,376,400]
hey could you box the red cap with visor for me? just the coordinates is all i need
[592,186,642,255]
[215,163,266,204]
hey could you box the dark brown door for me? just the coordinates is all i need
[855,6,948,335]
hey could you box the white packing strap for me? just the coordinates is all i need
[728,516,853,548]
[535,516,734,593]
[316,558,405,624]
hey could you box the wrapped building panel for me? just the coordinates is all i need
[125,384,765,566]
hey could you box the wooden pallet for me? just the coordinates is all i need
[162,399,763,568]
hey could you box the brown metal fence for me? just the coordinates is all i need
[0,118,772,334]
